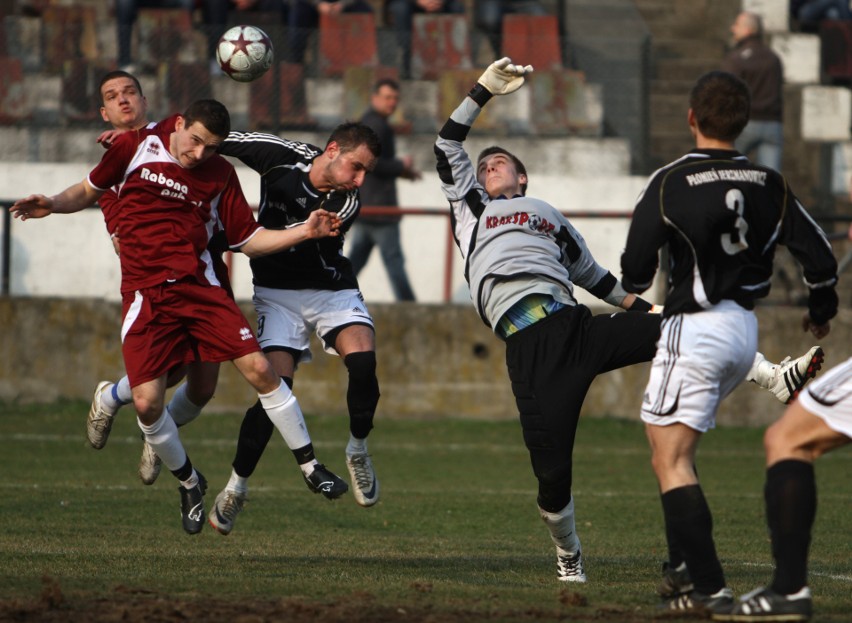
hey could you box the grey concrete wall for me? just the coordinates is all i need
[1,298,849,427]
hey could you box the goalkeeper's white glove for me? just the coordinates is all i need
[477,57,534,95]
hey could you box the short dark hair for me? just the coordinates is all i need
[373,78,400,93]
[98,70,144,98]
[327,121,381,158]
[689,71,750,142]
[477,146,528,195]
[182,99,231,139]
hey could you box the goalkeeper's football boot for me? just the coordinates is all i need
[751,347,824,404]
[556,547,587,583]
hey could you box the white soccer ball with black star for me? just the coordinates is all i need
[216,25,273,83]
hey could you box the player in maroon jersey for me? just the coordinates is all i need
[11,99,343,534]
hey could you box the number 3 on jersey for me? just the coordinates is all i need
[721,188,749,255]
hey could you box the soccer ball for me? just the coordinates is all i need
[216,25,274,83]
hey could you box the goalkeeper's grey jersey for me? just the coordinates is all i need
[434,96,615,331]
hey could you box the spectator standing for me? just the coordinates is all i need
[349,78,420,301]
[721,11,784,172]
[384,0,465,78]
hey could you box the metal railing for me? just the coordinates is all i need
[4,203,850,300]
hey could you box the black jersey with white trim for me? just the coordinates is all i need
[621,149,838,323]
[220,131,360,291]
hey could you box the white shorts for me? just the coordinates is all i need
[798,356,852,439]
[641,300,758,433]
[253,286,374,364]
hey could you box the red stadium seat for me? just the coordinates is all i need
[411,14,473,80]
[41,5,100,73]
[501,15,562,72]
[318,13,378,78]
[247,62,314,129]
[820,20,852,81]
[136,9,195,70]
[0,57,31,124]
[160,61,212,114]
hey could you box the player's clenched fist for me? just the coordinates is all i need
[477,57,534,96]
[303,209,341,239]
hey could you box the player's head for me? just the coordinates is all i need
[99,70,148,131]
[731,11,761,43]
[370,78,401,118]
[477,147,528,198]
[313,122,380,192]
[172,99,231,169]
[688,71,750,142]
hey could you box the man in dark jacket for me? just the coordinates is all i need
[721,11,784,171]
[349,78,421,301]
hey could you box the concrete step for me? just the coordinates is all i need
[0,125,632,178]
[649,133,694,167]
[635,0,739,36]
[652,38,727,62]
[653,58,720,82]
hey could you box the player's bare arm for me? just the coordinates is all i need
[11,179,103,221]
[239,209,341,258]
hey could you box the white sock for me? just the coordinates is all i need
[746,352,775,385]
[539,497,581,554]
[166,383,203,427]
[258,381,312,450]
[102,376,133,411]
[137,410,187,472]
[226,468,249,495]
[346,435,367,456]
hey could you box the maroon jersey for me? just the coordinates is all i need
[98,121,159,237]
[88,121,259,294]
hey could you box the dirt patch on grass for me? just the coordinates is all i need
[0,577,658,622]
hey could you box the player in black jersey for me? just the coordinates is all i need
[621,71,838,617]
[207,123,383,535]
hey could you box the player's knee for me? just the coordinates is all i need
[133,396,164,424]
[186,378,217,406]
[240,352,278,393]
[344,350,377,378]
[534,462,573,513]
[344,351,380,407]
[764,419,801,460]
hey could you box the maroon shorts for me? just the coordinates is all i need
[121,281,259,387]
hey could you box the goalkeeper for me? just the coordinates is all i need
[433,58,822,585]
